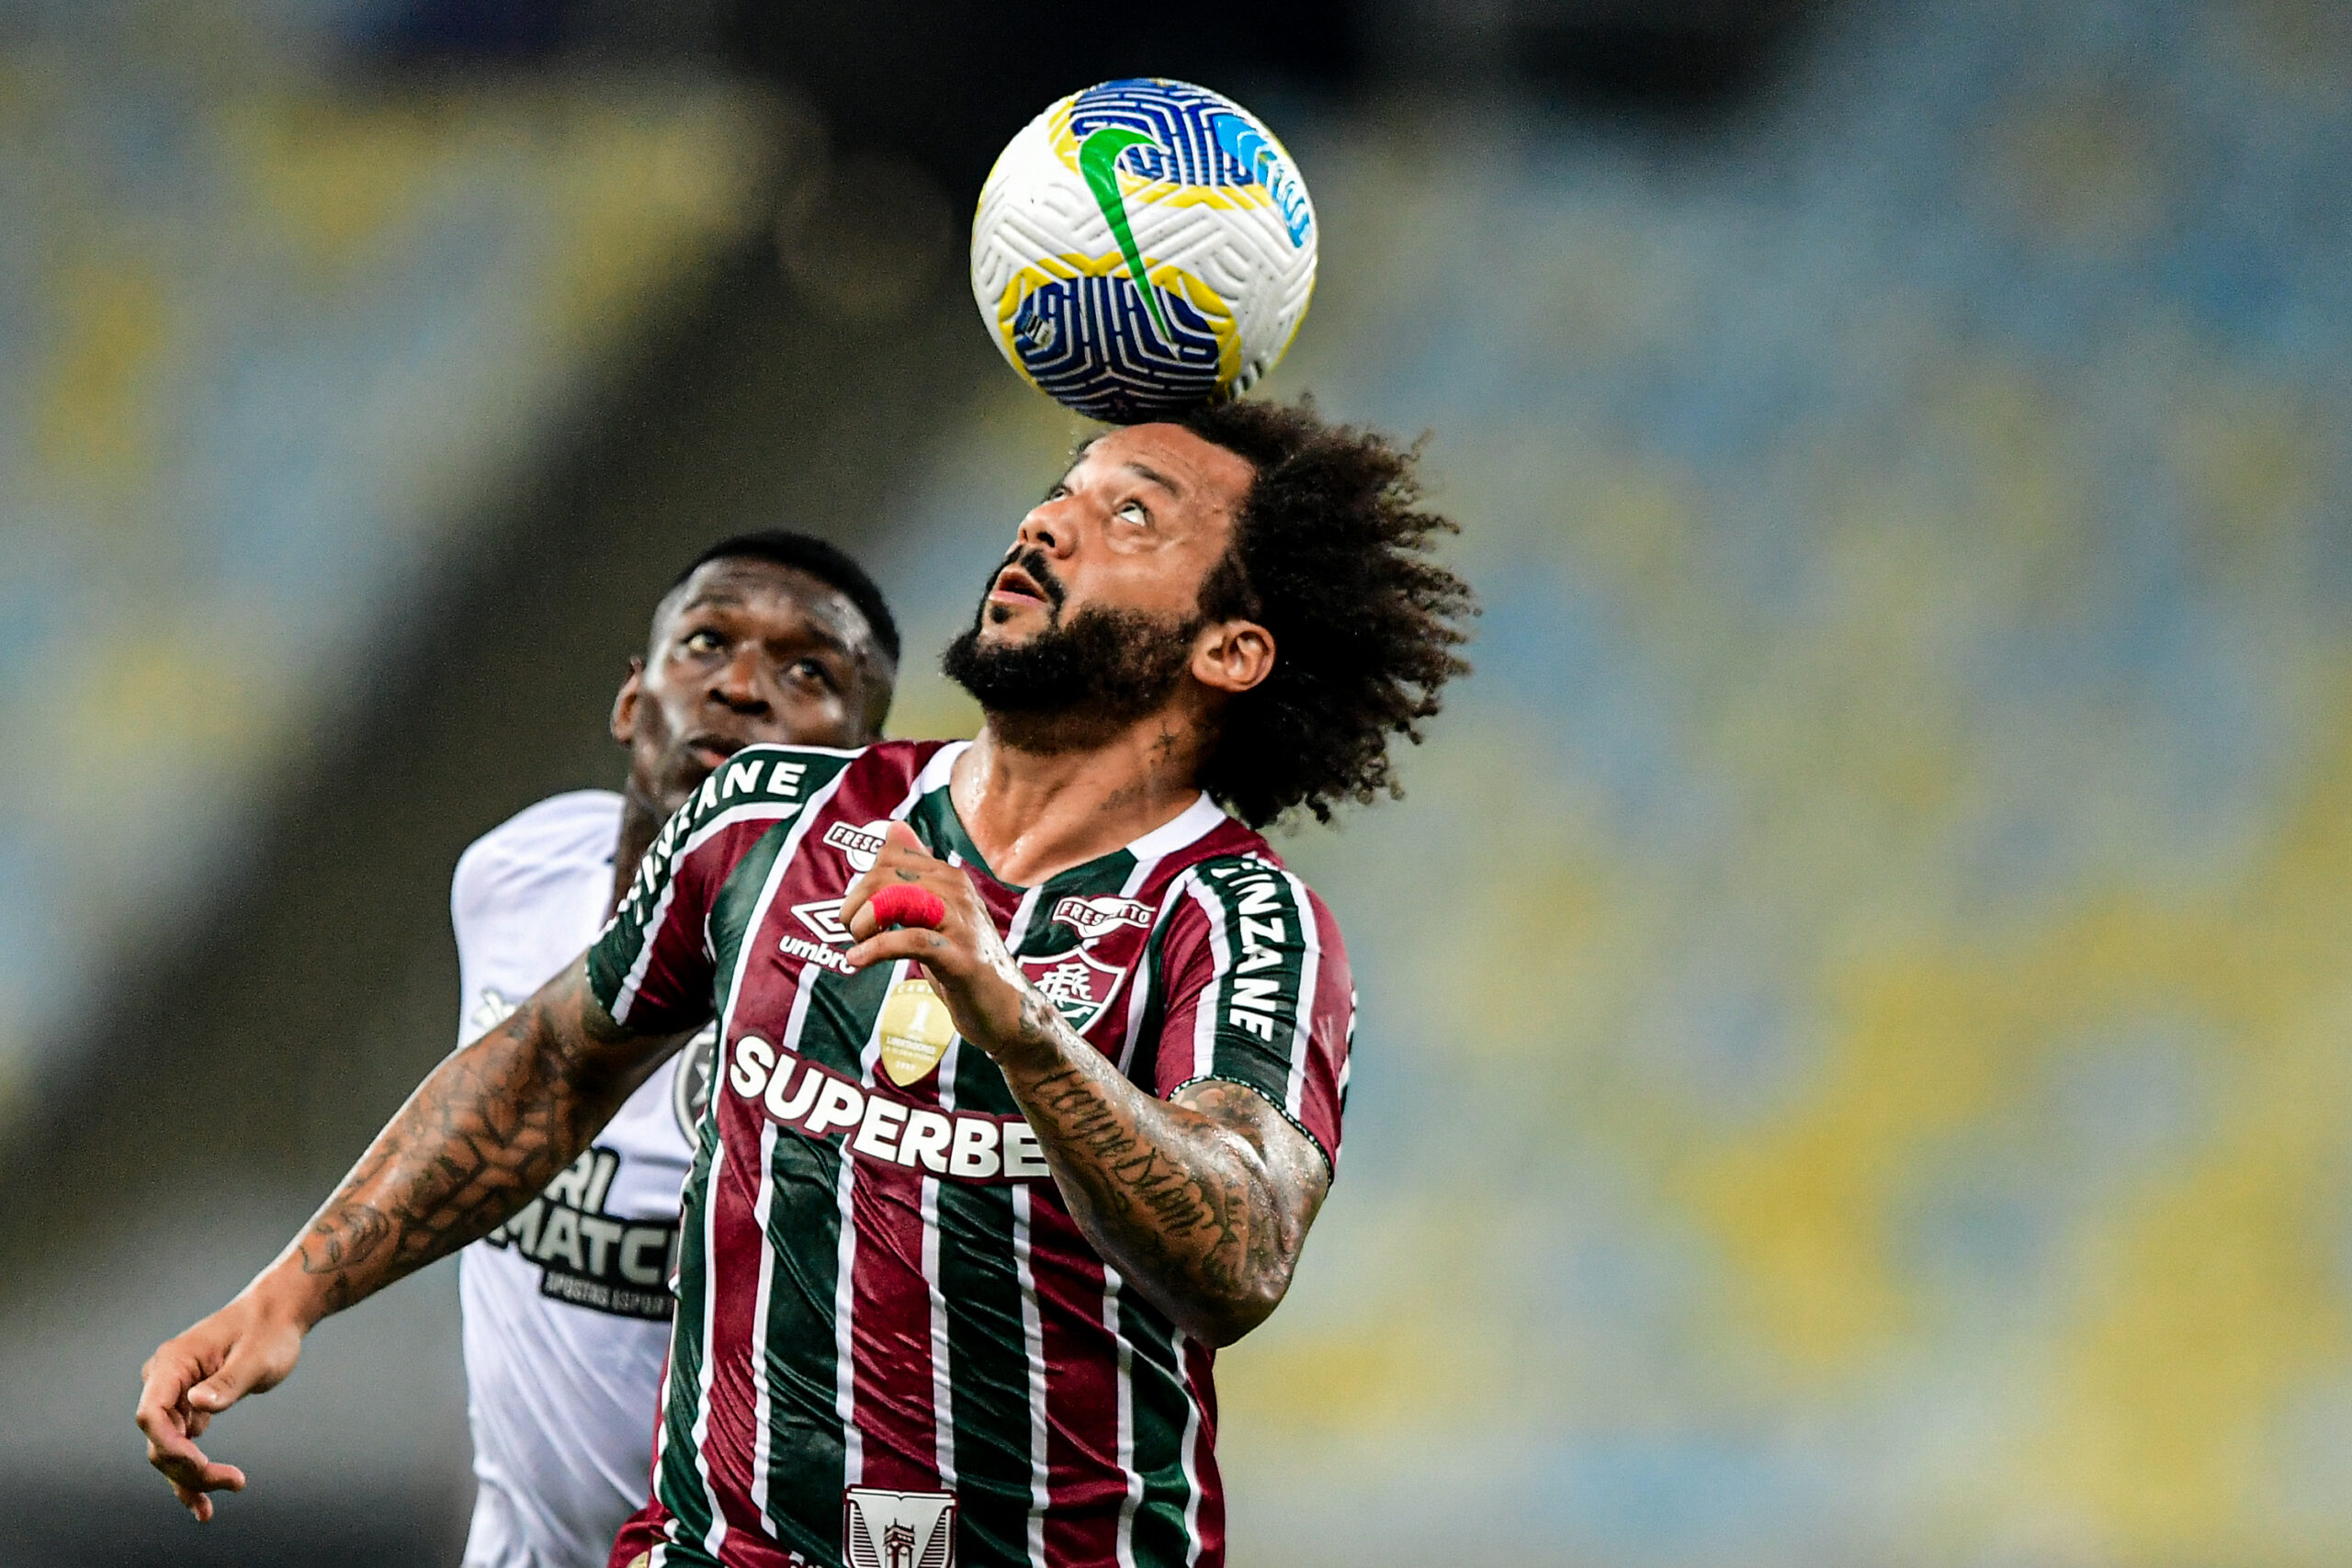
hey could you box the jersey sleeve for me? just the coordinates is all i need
[587,746,836,1035]
[586,802,724,1037]
[1151,858,1354,1177]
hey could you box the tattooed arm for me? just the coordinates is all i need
[843,825,1330,1347]
[135,958,689,1519]
[997,1007,1330,1345]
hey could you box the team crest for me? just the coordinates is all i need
[843,1486,956,1568]
[1020,947,1126,1032]
[1050,894,1154,943]
[876,977,957,1087]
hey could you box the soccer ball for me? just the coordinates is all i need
[969,78,1317,423]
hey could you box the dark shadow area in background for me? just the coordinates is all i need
[1519,1,1826,115]
[359,1,1833,190]
[726,0,1833,191]
[2,1486,455,1568]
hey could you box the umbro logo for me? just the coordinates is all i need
[794,897,851,946]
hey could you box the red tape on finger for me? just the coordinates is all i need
[870,883,946,931]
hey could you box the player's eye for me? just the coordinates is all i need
[682,627,726,654]
[788,658,834,689]
[1115,499,1149,525]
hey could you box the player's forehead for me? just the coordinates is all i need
[656,557,876,657]
[1062,423,1254,516]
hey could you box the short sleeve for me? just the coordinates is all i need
[586,798,724,1037]
[587,746,837,1035]
[1152,858,1353,1177]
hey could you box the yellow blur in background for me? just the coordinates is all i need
[883,6,2352,1562]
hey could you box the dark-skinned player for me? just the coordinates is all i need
[139,399,1474,1568]
[451,534,896,1567]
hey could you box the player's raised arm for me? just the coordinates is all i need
[134,957,689,1521]
[844,824,1332,1347]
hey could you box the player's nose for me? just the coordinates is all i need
[709,649,772,714]
[1015,500,1077,558]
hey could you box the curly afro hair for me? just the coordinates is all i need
[1170,396,1476,829]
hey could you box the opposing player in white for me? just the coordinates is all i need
[451,532,899,1568]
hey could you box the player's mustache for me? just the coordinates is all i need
[997,547,1068,610]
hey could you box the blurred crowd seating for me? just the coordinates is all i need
[0,2,771,1114]
[885,2,2352,1563]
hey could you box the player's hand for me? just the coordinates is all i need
[135,1290,307,1520]
[840,823,1037,1057]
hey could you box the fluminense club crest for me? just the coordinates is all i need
[1019,947,1126,1032]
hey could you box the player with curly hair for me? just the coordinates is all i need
[139,399,1475,1568]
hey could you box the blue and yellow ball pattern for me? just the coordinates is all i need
[970,79,1317,423]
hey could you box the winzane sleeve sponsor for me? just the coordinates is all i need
[587,747,822,1034]
[1153,856,1354,1176]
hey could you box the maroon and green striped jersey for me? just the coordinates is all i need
[586,739,1353,1568]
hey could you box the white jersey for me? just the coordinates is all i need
[452,790,716,1568]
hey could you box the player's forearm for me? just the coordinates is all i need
[993,992,1317,1346]
[253,962,656,1325]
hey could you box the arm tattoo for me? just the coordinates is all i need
[288,964,672,1316]
[997,991,1329,1346]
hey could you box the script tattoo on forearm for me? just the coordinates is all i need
[291,970,653,1315]
[1000,991,1328,1344]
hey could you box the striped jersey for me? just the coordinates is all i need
[586,739,1352,1568]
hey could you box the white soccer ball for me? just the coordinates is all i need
[969,78,1317,423]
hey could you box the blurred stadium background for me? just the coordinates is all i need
[5,0,2351,1563]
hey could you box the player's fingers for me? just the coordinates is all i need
[843,868,959,942]
[135,1357,205,1458]
[852,883,972,945]
[169,1461,243,1521]
[148,1436,212,1504]
[842,925,953,973]
[189,1334,290,1412]
[166,1472,213,1520]
[150,1427,248,1494]
[143,1421,203,1477]
[157,1447,247,1494]
[869,884,947,931]
[840,827,943,925]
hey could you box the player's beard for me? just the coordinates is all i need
[944,550,1202,755]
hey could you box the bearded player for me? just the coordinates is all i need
[139,398,1474,1568]
[452,532,899,1567]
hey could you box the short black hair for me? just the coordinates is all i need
[668,530,901,668]
[1172,397,1476,829]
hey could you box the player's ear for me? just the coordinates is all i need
[1192,620,1274,696]
[611,657,646,745]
